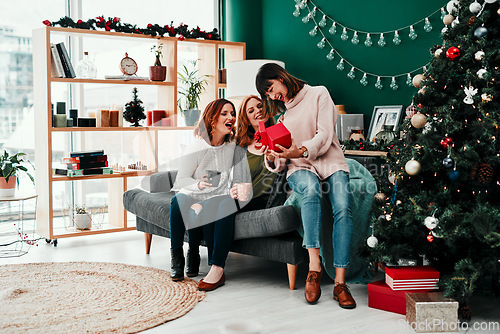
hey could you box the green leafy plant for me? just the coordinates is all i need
[177,60,209,113]
[0,150,34,185]
[150,43,163,66]
[74,205,88,214]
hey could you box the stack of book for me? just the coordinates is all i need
[50,42,76,78]
[53,150,113,177]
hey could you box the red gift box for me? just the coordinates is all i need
[258,121,292,153]
[368,280,435,315]
[385,266,439,290]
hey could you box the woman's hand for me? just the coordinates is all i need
[197,174,213,190]
[270,139,304,160]
[230,184,238,199]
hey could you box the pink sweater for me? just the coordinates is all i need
[265,84,349,180]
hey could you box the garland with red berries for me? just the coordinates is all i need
[43,16,220,40]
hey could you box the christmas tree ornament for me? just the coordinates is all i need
[440,137,453,149]
[329,22,337,35]
[378,214,387,222]
[326,49,335,61]
[471,163,494,184]
[299,0,307,10]
[474,50,485,60]
[375,76,383,89]
[336,59,345,71]
[463,86,478,104]
[449,169,460,181]
[388,173,396,185]
[443,13,454,25]
[446,0,459,14]
[469,1,482,14]
[406,105,417,119]
[364,33,373,47]
[412,74,425,88]
[406,73,413,86]
[405,159,421,175]
[474,26,488,38]
[424,18,433,32]
[367,235,379,248]
[317,38,326,49]
[424,216,439,230]
[390,77,398,90]
[443,156,454,168]
[341,27,349,41]
[378,33,386,47]
[451,16,460,28]
[441,27,449,35]
[319,15,327,27]
[374,192,387,204]
[484,0,497,3]
[477,68,487,79]
[427,233,434,242]
[409,25,418,40]
[481,93,493,102]
[393,31,402,45]
[446,47,460,60]
[411,113,427,128]
[360,73,368,86]
[302,13,311,24]
[418,87,426,95]
[347,67,356,79]
[469,16,477,25]
[435,48,443,57]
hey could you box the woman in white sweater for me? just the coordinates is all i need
[170,98,251,291]
[256,63,356,308]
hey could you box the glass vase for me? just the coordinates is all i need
[76,52,97,79]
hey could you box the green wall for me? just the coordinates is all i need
[225,0,447,129]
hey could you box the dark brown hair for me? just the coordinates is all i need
[235,95,274,147]
[193,98,235,143]
[255,63,306,117]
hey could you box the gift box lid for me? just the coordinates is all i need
[258,121,269,147]
[385,266,440,280]
[368,280,435,296]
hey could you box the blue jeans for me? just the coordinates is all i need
[170,193,237,268]
[287,169,353,268]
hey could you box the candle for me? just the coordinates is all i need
[54,114,67,127]
[161,118,171,127]
[109,110,119,127]
[56,102,66,114]
[100,109,110,127]
[152,110,165,126]
[88,110,96,118]
[117,106,123,127]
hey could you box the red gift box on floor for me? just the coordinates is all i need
[385,266,439,291]
[258,121,292,153]
[368,280,435,315]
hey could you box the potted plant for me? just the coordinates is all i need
[149,43,167,82]
[177,60,209,126]
[74,205,91,230]
[0,151,34,197]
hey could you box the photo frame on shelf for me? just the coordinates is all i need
[367,105,403,142]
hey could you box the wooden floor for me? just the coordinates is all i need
[2,231,499,334]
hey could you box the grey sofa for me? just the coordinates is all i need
[123,169,306,289]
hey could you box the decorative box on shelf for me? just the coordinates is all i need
[406,292,458,333]
[368,280,435,315]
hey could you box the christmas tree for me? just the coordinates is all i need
[123,87,146,127]
[366,0,500,319]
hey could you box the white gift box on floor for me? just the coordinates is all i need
[406,292,458,333]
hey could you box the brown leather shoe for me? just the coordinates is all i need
[304,270,322,304]
[333,283,356,309]
[198,273,225,291]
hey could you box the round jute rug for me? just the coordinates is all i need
[0,262,205,333]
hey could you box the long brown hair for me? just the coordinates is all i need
[193,98,235,143]
[255,63,306,117]
[235,95,274,147]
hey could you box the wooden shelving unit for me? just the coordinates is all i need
[33,26,245,240]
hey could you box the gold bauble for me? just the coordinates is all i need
[412,74,425,88]
[411,113,427,128]
[374,192,387,204]
[443,14,455,25]
[405,159,421,175]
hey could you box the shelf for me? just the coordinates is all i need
[50,77,176,86]
[51,126,194,132]
[52,170,155,181]
[217,83,227,89]
[51,225,137,239]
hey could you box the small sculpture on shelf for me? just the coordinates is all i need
[123,87,146,127]
[127,161,148,170]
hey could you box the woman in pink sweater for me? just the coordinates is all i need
[256,63,355,308]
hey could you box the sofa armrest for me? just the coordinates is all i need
[140,170,178,193]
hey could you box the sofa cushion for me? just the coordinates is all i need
[233,205,300,241]
[123,189,175,230]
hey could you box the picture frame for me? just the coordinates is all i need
[367,105,404,142]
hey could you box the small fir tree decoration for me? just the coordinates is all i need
[365,0,500,320]
[123,87,146,127]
